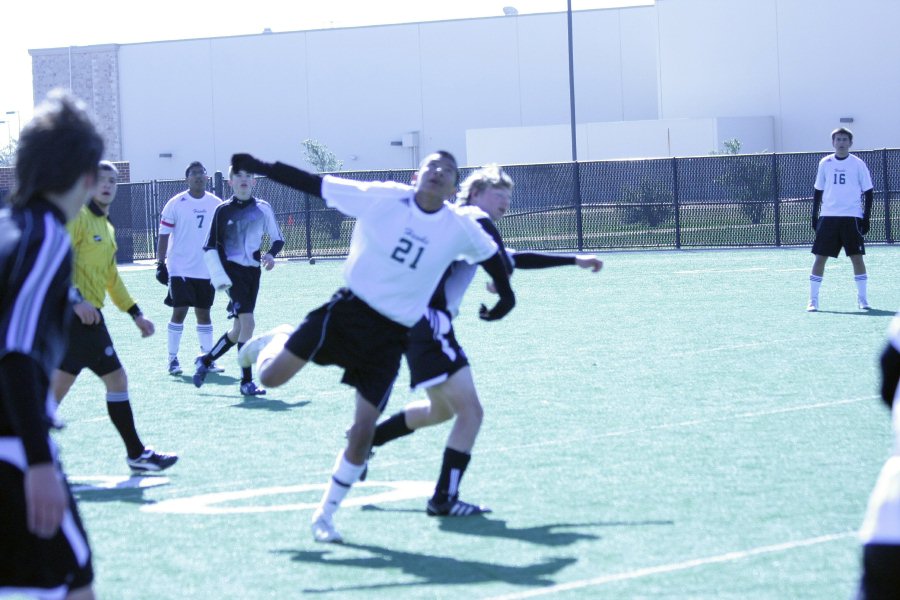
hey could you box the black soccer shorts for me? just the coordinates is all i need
[406,308,470,390]
[812,216,866,258]
[223,263,261,316]
[285,288,409,410]
[165,276,215,309]
[58,312,122,377]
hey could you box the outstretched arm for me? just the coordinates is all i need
[513,251,603,272]
[232,153,323,198]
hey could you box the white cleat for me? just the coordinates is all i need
[237,324,294,368]
[858,298,871,310]
[311,513,343,544]
[806,299,818,312]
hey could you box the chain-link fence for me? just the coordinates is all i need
[112,149,900,262]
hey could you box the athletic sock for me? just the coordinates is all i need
[373,411,415,447]
[237,342,251,383]
[856,273,868,301]
[432,447,471,505]
[167,322,184,362]
[106,392,145,458]
[204,332,236,365]
[197,323,214,355]
[809,274,823,302]
[315,451,366,520]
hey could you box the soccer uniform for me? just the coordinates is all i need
[204,196,284,316]
[159,190,221,309]
[58,201,141,376]
[283,175,499,407]
[812,153,874,257]
[0,200,93,596]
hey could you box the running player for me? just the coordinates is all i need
[233,150,515,543]
[807,127,874,312]
[370,164,602,516]
[0,90,103,600]
[192,162,284,396]
[156,161,223,376]
[51,161,178,473]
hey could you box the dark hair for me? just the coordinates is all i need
[185,161,206,177]
[831,127,853,142]
[9,89,104,207]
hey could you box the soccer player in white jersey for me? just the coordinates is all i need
[232,150,515,543]
[156,161,223,376]
[808,128,874,312]
[857,314,900,596]
[369,164,603,517]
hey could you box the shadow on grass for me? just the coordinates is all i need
[813,308,894,316]
[71,474,169,505]
[275,542,577,594]
[231,397,311,412]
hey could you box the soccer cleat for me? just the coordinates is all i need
[192,356,210,388]
[240,380,266,396]
[127,448,178,472]
[208,361,225,373]
[426,495,492,517]
[311,513,343,543]
[237,324,294,369]
[859,298,871,310]
[806,299,818,312]
[168,357,182,375]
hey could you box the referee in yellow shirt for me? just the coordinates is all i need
[51,161,177,472]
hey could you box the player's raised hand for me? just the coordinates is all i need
[231,153,263,174]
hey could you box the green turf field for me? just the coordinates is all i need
[53,245,897,599]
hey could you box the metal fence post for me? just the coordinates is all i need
[672,157,681,249]
[884,149,893,244]
[772,153,781,247]
[573,161,584,251]
[305,195,313,261]
[214,171,224,200]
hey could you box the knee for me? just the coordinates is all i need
[455,397,484,426]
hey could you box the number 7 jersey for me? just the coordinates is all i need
[159,191,223,278]
[321,175,498,327]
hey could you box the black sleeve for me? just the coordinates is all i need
[268,239,285,257]
[477,218,513,274]
[478,251,515,321]
[232,154,323,198]
[0,353,53,466]
[880,343,900,409]
[864,189,874,221]
[812,189,823,222]
[512,251,577,269]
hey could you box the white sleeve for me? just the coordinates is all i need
[158,196,178,234]
[814,158,827,191]
[457,215,499,264]
[859,159,874,192]
[203,249,232,290]
[321,175,415,218]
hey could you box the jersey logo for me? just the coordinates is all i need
[93,235,102,242]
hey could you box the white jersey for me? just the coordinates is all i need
[159,190,222,278]
[860,455,900,545]
[435,205,494,319]
[321,175,498,327]
[814,154,873,218]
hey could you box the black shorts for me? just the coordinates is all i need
[165,276,215,309]
[406,309,469,390]
[224,263,261,316]
[0,439,93,595]
[857,543,900,599]
[285,288,409,409]
[812,216,866,258]
[58,312,122,377]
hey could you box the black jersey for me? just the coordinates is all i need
[0,200,75,464]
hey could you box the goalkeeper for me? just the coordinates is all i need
[192,161,284,396]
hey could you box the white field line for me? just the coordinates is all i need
[483,531,855,600]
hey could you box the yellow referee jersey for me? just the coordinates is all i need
[68,201,137,312]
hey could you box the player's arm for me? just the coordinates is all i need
[232,153,323,198]
[861,188,874,235]
[106,264,154,337]
[811,188,823,230]
[512,251,603,272]
[202,205,233,290]
[155,233,170,285]
[477,251,515,321]
[261,203,285,270]
[477,218,514,274]
[880,341,900,409]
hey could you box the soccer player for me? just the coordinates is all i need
[51,161,178,473]
[856,314,900,597]
[233,150,515,543]
[370,164,603,516]
[156,161,223,376]
[0,90,102,600]
[807,127,874,312]
[192,162,285,396]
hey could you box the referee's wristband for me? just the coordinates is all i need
[127,304,143,319]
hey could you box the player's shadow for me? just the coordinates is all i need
[232,397,311,412]
[275,542,577,594]
[360,505,671,546]
[814,308,895,316]
[71,475,167,505]
[177,373,241,386]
